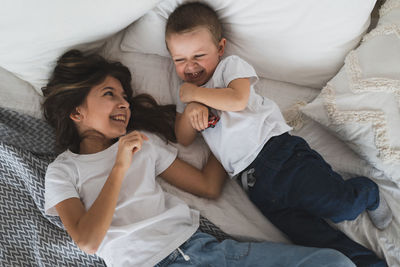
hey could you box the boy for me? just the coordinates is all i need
[165,2,391,266]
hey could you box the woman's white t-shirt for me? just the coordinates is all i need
[176,55,292,177]
[45,132,199,267]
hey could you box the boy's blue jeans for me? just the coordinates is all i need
[244,132,386,267]
[155,231,355,267]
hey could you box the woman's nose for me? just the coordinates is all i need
[119,97,130,108]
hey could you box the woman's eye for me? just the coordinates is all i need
[104,91,114,96]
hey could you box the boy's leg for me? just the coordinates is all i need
[280,162,379,222]
[161,231,355,267]
[244,134,387,266]
[249,133,382,223]
[248,202,386,267]
[275,142,392,227]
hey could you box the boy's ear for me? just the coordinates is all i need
[70,108,82,122]
[218,38,226,57]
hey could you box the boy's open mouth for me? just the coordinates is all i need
[185,70,203,81]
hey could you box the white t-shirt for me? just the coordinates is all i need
[45,132,199,267]
[176,55,292,177]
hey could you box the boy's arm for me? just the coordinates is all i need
[160,153,227,199]
[180,78,250,112]
[175,102,209,146]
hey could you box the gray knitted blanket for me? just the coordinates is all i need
[0,107,229,266]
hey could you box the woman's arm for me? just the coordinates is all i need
[55,166,126,254]
[160,153,227,199]
[175,112,198,146]
[55,131,147,254]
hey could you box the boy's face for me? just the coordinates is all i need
[166,27,225,86]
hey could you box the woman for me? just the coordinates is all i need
[42,49,354,267]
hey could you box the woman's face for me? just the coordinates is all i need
[73,76,131,140]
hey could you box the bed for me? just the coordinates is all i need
[1,0,399,266]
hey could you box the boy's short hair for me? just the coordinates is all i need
[165,1,222,46]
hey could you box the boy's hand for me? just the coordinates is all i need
[180,82,198,103]
[184,102,209,131]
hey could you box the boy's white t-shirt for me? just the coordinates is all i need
[176,55,292,177]
[44,132,199,267]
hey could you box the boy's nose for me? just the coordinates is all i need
[184,61,198,72]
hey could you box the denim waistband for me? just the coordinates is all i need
[237,132,289,188]
[154,230,203,267]
[237,132,308,191]
[254,132,307,168]
[242,132,294,171]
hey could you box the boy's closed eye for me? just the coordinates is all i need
[174,54,205,62]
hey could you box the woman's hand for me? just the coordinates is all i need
[114,131,148,172]
[185,102,209,131]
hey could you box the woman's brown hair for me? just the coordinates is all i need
[42,49,176,153]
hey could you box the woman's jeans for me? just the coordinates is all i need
[155,231,354,267]
[244,133,386,267]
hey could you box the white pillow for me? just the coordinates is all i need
[0,66,42,118]
[101,31,181,105]
[301,0,400,185]
[120,0,376,88]
[0,0,162,95]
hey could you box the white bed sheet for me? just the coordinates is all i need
[101,29,400,266]
[1,0,397,265]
